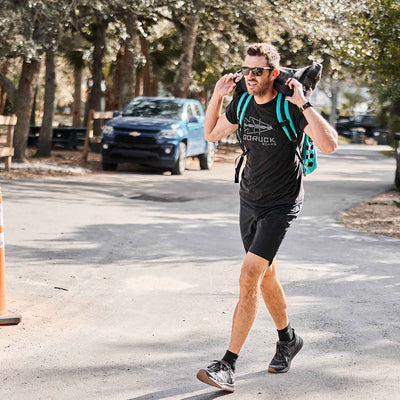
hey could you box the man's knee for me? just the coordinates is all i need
[260,263,278,290]
[239,267,261,290]
[239,253,270,291]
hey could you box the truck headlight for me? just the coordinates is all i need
[159,129,178,139]
[102,125,114,136]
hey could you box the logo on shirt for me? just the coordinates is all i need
[243,116,276,146]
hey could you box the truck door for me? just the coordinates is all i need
[187,102,205,155]
[185,103,201,156]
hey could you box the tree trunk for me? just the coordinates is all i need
[36,48,56,157]
[0,64,16,106]
[329,80,340,127]
[83,76,91,127]
[119,42,135,108]
[119,12,137,108]
[84,15,107,134]
[30,86,37,126]
[0,63,9,114]
[138,33,157,96]
[135,67,141,97]
[172,14,199,98]
[72,66,82,127]
[109,50,122,110]
[13,59,41,162]
[72,34,83,128]
[0,87,6,115]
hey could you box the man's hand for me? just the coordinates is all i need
[284,78,338,154]
[204,72,240,142]
[213,73,240,98]
[285,77,308,107]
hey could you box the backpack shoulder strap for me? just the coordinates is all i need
[234,92,253,183]
[276,92,297,142]
[237,92,253,128]
[276,93,305,169]
[283,98,298,139]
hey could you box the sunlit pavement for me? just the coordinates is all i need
[0,143,399,400]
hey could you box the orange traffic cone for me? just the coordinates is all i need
[0,188,21,325]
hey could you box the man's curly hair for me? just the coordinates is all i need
[246,43,280,70]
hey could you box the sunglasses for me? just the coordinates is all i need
[237,67,274,76]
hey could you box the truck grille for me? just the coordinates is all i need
[114,135,157,146]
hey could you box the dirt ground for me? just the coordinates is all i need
[1,144,399,238]
[340,189,400,238]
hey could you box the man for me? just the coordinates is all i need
[196,43,338,392]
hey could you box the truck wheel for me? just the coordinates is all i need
[172,142,186,175]
[199,144,215,170]
[102,162,118,171]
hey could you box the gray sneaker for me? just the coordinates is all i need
[268,329,303,373]
[197,360,235,392]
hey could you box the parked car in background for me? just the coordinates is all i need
[336,114,376,137]
[395,132,400,188]
[336,114,387,144]
[101,97,215,174]
[335,116,353,137]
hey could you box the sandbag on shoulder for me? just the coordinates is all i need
[234,62,323,99]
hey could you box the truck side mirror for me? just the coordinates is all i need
[188,116,198,124]
[113,110,121,118]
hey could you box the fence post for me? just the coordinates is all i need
[0,115,16,171]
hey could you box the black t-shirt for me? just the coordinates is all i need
[225,94,308,206]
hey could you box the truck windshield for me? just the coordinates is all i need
[122,100,183,119]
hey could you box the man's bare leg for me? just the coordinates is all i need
[227,251,270,354]
[260,258,304,373]
[197,251,269,391]
[260,258,289,330]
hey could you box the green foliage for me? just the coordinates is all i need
[343,0,400,146]
[0,0,75,60]
[1,0,399,133]
[343,0,400,96]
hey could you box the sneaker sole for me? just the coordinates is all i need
[196,369,235,392]
[268,336,304,374]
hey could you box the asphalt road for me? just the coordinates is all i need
[0,144,399,400]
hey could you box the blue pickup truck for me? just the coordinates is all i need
[101,97,215,174]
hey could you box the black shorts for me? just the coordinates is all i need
[239,199,302,262]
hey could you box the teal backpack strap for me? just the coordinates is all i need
[235,92,253,183]
[277,93,310,174]
[276,93,289,141]
[281,95,318,175]
[283,99,298,139]
[237,92,248,121]
[239,94,252,127]
[276,93,297,142]
[237,92,253,128]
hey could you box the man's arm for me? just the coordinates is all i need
[286,78,338,154]
[204,73,239,143]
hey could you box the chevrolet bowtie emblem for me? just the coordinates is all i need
[129,131,141,137]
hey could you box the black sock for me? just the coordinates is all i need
[222,350,239,372]
[278,323,293,342]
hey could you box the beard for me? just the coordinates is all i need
[246,71,272,96]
